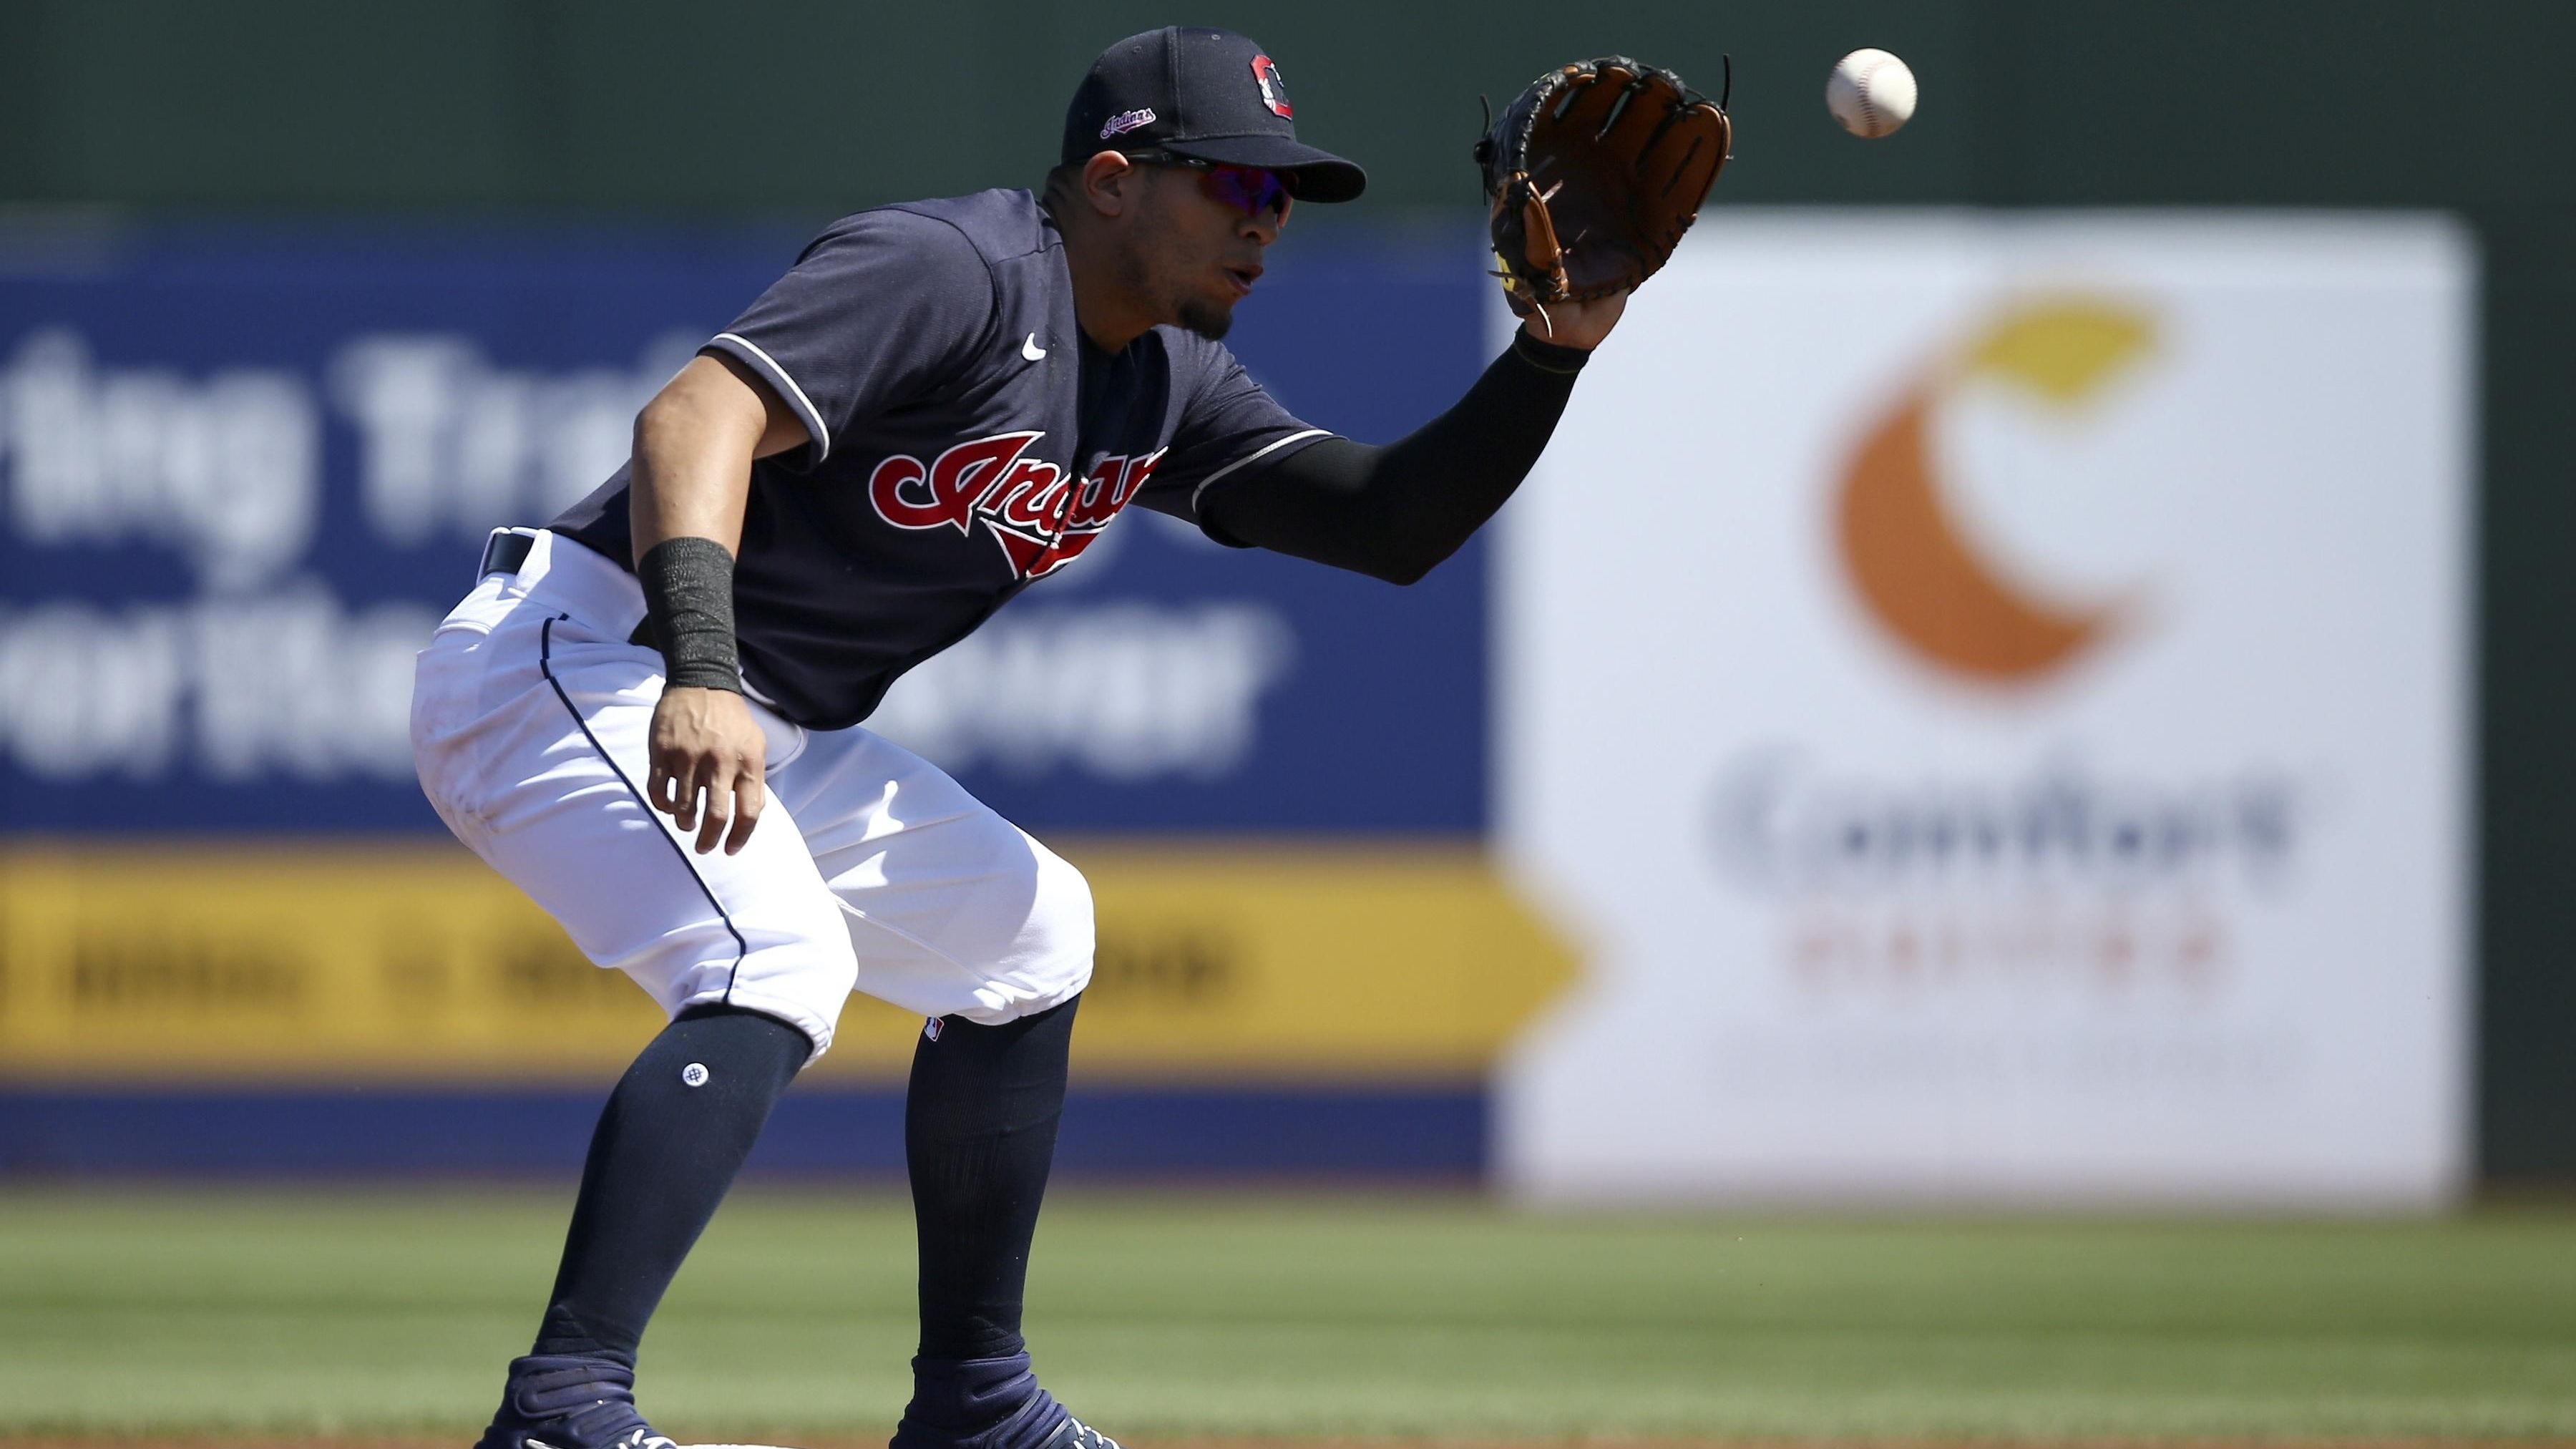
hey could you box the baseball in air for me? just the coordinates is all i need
[1827,49,1916,138]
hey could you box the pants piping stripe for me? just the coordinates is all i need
[538,613,750,1006]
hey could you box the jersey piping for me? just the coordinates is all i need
[712,331,834,462]
[1191,427,1333,509]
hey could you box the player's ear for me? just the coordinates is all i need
[1080,151,1141,218]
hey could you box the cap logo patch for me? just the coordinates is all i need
[1100,107,1157,140]
[1251,55,1293,118]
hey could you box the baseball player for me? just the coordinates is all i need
[413,26,1623,1449]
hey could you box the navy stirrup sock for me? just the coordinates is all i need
[901,996,1080,1435]
[528,1004,811,1365]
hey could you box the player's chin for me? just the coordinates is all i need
[1176,293,1237,342]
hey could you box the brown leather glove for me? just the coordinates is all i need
[1475,56,1734,327]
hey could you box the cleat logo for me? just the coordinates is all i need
[868,432,1164,581]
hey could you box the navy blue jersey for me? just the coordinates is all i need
[551,188,1330,729]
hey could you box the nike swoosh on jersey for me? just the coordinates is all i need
[1022,333,1048,361]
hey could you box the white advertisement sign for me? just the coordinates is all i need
[1496,213,2473,1206]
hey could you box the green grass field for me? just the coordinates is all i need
[3,1188,2573,1445]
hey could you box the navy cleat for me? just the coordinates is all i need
[473,1354,677,1449]
[889,1354,1123,1449]
[1043,1415,1126,1449]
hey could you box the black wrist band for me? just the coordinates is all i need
[1511,328,1594,375]
[637,537,743,693]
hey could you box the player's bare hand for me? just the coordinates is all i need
[648,686,767,855]
[1525,291,1628,351]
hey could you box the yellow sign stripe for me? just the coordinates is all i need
[0,841,1578,1083]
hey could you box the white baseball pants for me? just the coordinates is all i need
[409,528,1095,1060]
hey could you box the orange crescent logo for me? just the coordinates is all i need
[1835,300,2155,684]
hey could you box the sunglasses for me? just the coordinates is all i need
[1126,151,1294,219]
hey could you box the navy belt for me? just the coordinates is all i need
[483,530,659,648]
[480,530,536,578]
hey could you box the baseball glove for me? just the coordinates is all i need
[1474,56,1733,326]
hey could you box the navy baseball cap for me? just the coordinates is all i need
[1062,27,1367,203]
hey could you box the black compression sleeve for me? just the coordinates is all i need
[636,537,743,693]
[1196,328,1591,584]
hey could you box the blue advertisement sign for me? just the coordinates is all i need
[0,217,1491,834]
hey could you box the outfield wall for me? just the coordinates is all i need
[0,0,2568,1184]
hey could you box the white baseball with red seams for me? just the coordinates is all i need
[1828,48,1918,138]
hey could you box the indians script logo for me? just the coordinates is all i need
[1099,107,1157,140]
[1835,299,2157,684]
[1251,55,1293,118]
[869,432,1162,580]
